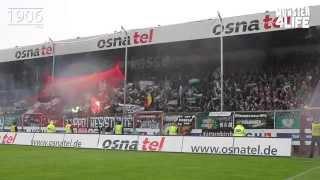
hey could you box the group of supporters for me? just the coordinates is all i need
[1,53,318,122]
[46,120,73,133]
[108,55,318,113]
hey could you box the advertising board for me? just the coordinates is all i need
[0,132,293,156]
[182,136,234,154]
[182,136,291,156]
[98,135,139,151]
[63,134,100,149]
[31,133,67,147]
[138,136,183,152]
[0,132,17,144]
[15,133,35,145]
[233,137,291,156]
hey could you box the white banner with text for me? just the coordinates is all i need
[0,133,292,156]
[138,136,183,152]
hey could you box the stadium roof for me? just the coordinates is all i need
[0,5,320,62]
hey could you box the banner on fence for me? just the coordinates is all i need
[89,116,133,128]
[165,115,195,136]
[196,112,233,129]
[275,111,300,129]
[165,115,195,126]
[234,112,274,129]
[4,113,20,126]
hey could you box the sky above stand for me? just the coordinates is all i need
[0,0,319,49]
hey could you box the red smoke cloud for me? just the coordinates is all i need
[40,63,124,99]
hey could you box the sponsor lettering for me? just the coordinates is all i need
[102,139,138,150]
[15,45,53,59]
[142,137,165,151]
[0,133,17,144]
[190,145,278,156]
[97,29,154,49]
[31,139,82,148]
[212,20,260,35]
[212,9,309,37]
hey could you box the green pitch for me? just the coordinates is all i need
[0,145,320,180]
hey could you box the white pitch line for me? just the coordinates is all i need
[286,166,320,180]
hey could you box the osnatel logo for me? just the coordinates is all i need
[97,29,154,49]
[15,45,53,59]
[102,139,138,150]
[0,133,17,144]
[142,137,165,151]
[212,20,260,35]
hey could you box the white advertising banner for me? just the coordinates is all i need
[182,137,234,154]
[15,133,35,145]
[138,136,183,152]
[31,133,66,147]
[182,136,292,156]
[63,134,100,149]
[233,137,292,157]
[1,132,292,156]
[0,132,18,144]
[98,135,139,151]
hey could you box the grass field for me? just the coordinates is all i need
[0,145,320,180]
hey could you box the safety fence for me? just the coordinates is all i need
[0,110,302,131]
[0,109,315,148]
[0,132,292,157]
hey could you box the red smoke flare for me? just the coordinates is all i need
[40,63,124,99]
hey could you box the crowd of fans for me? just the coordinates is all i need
[112,53,320,113]
[0,53,320,115]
